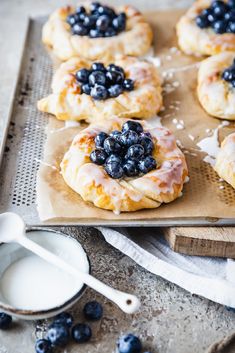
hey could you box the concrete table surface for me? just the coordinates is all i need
[0,1,235,353]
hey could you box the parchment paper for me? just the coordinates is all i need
[37,10,235,222]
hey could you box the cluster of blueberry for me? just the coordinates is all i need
[222,58,235,87]
[90,121,157,179]
[196,0,235,34]
[0,305,151,353]
[75,62,134,100]
[67,2,126,38]
[34,301,103,353]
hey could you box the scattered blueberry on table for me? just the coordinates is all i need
[67,2,126,37]
[75,62,135,100]
[222,58,235,87]
[53,312,74,328]
[83,300,103,320]
[47,322,70,347]
[117,333,142,353]
[33,305,149,352]
[35,339,52,353]
[196,0,235,34]
[90,120,157,179]
[0,312,12,330]
[72,323,92,343]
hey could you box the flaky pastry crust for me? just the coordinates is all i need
[176,0,235,57]
[42,4,153,61]
[60,118,188,213]
[215,132,235,189]
[197,52,235,120]
[37,56,163,123]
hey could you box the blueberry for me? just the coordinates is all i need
[212,20,228,33]
[139,136,154,155]
[35,339,52,353]
[83,15,97,28]
[47,323,70,347]
[103,137,122,154]
[139,156,156,174]
[112,13,126,32]
[108,84,123,97]
[83,301,103,320]
[72,323,92,343]
[110,130,122,142]
[120,130,139,147]
[89,29,103,38]
[90,85,108,100]
[123,79,134,91]
[207,12,217,23]
[105,161,124,178]
[222,68,233,81]
[196,15,210,28]
[81,83,91,95]
[225,9,235,20]
[90,2,101,13]
[67,14,78,26]
[76,6,86,14]
[98,6,116,18]
[75,68,90,83]
[228,0,235,7]
[126,144,145,160]
[212,1,228,17]
[96,15,111,31]
[90,149,107,165]
[122,121,143,134]
[53,312,74,328]
[95,131,109,148]
[89,71,106,86]
[231,79,235,87]
[140,131,152,139]
[107,64,125,76]
[72,23,88,36]
[117,333,142,353]
[227,20,235,32]
[106,154,122,164]
[123,159,139,177]
[201,8,212,17]
[0,313,12,330]
[91,62,106,72]
[106,70,124,85]
[105,27,117,37]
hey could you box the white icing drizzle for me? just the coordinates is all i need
[197,120,230,166]
[35,158,58,171]
[188,134,195,141]
[65,120,80,128]
[145,115,162,128]
[197,128,220,159]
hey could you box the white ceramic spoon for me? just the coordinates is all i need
[0,212,140,314]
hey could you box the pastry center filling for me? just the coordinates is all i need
[222,58,235,87]
[75,62,134,100]
[67,2,127,38]
[195,0,235,34]
[90,120,157,179]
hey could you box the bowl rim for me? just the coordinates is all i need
[0,227,91,316]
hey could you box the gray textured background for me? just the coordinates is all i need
[0,1,235,353]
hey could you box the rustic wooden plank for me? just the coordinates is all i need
[163,228,235,258]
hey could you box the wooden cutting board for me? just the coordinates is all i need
[163,227,235,259]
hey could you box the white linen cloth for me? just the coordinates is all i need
[98,227,235,308]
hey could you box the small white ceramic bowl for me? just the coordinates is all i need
[0,228,90,320]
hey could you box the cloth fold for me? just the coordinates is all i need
[98,227,235,308]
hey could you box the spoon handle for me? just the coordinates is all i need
[18,236,140,314]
